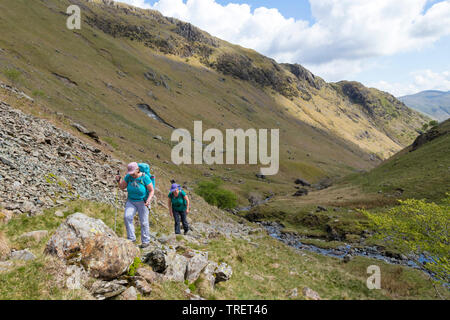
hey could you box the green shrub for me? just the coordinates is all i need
[188,283,196,292]
[429,120,439,128]
[361,194,450,285]
[195,178,237,209]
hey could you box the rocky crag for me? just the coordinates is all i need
[0,84,125,215]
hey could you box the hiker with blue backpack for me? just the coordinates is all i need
[116,162,155,248]
[168,183,190,235]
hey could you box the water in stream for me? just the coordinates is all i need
[257,221,445,283]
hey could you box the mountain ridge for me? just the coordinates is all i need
[398,90,450,122]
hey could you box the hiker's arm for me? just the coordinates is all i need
[145,184,154,205]
[184,195,190,213]
[118,178,127,190]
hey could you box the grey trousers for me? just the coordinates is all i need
[124,200,150,244]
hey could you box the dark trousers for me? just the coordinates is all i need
[173,210,189,234]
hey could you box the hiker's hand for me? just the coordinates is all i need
[186,208,190,214]
[115,175,121,183]
[145,199,151,207]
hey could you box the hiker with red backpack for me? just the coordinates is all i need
[116,162,155,248]
[168,182,190,235]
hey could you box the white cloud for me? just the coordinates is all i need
[369,70,450,96]
[116,0,450,83]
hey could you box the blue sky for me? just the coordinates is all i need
[213,0,314,22]
[123,0,450,96]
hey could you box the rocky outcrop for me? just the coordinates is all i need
[45,213,139,280]
[214,53,296,97]
[71,122,100,143]
[410,122,448,151]
[294,178,311,187]
[142,244,232,286]
[282,63,324,90]
[41,212,234,299]
[174,21,218,47]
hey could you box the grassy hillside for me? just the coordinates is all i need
[0,0,429,206]
[345,119,450,202]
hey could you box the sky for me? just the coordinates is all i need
[118,0,450,96]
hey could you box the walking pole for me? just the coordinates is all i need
[114,170,119,233]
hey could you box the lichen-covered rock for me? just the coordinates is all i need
[164,251,188,282]
[214,262,232,283]
[196,261,218,293]
[45,213,139,280]
[185,250,209,282]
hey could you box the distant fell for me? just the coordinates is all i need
[399,90,450,122]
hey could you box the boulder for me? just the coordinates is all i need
[116,286,138,300]
[288,287,298,298]
[196,261,218,293]
[54,210,64,217]
[185,251,209,282]
[10,249,36,261]
[144,249,167,273]
[134,278,152,295]
[45,213,139,280]
[135,267,159,283]
[214,262,232,283]
[0,261,13,272]
[20,201,37,214]
[302,287,321,300]
[164,252,189,282]
[65,265,89,290]
[19,230,48,242]
[91,279,128,299]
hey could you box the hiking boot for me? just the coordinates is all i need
[184,229,189,235]
[139,243,150,249]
